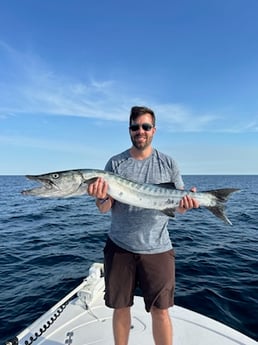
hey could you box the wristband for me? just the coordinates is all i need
[98,196,109,204]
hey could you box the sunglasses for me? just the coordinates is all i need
[129,123,154,132]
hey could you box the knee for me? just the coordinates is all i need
[114,307,131,318]
[150,306,169,320]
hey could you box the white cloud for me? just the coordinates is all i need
[0,41,257,133]
[153,103,220,132]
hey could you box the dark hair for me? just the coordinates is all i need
[129,106,156,126]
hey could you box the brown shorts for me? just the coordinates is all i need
[103,237,175,312]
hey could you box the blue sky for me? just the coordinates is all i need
[0,0,257,175]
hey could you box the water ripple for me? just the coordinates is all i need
[0,175,257,342]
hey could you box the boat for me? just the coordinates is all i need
[6,262,257,345]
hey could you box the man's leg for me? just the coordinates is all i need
[113,307,131,345]
[151,306,173,345]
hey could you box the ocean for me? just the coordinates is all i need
[0,175,257,343]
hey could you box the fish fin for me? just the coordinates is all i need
[204,188,240,225]
[205,188,240,202]
[84,177,98,185]
[156,182,176,189]
[161,208,176,217]
[206,205,232,225]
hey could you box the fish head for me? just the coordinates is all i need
[22,170,85,197]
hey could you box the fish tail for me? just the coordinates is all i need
[205,188,240,225]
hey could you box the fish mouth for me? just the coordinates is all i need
[22,175,58,195]
[27,175,56,188]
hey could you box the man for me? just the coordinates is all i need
[88,106,199,345]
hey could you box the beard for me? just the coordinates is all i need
[130,133,153,150]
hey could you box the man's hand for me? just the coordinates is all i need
[87,177,113,213]
[177,187,199,214]
[87,177,109,199]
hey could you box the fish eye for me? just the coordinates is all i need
[52,173,59,179]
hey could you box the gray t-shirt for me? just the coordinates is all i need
[105,149,184,254]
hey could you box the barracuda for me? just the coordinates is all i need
[22,169,240,225]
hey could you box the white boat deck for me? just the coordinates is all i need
[11,263,257,345]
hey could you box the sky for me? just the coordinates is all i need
[0,0,257,175]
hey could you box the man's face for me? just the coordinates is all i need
[129,113,156,151]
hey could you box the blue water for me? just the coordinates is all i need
[0,175,257,343]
